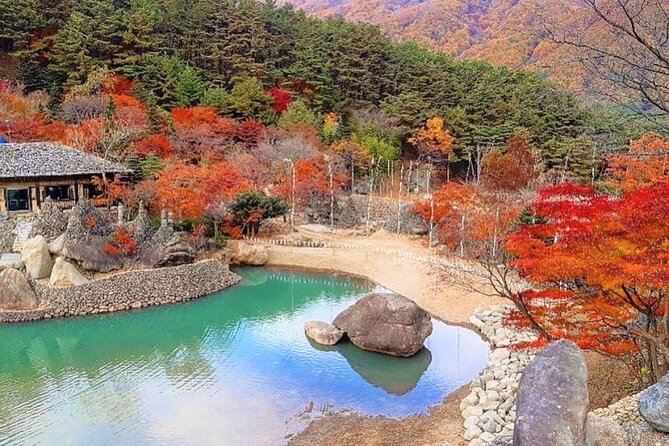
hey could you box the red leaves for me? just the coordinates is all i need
[509,181,669,358]
[267,87,292,113]
[103,75,136,96]
[152,161,251,220]
[134,134,172,158]
[105,227,137,256]
[236,120,265,149]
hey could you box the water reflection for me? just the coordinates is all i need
[0,267,489,446]
[311,340,432,395]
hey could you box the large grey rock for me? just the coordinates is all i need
[586,414,630,446]
[639,373,669,432]
[0,268,39,310]
[514,340,589,446]
[64,199,112,243]
[20,236,53,279]
[139,227,195,269]
[64,236,123,273]
[228,240,269,266]
[30,199,68,242]
[333,293,433,357]
[304,320,344,346]
[49,257,89,287]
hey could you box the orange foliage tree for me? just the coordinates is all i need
[608,133,669,192]
[152,161,250,221]
[414,182,523,256]
[506,182,669,381]
[481,134,539,192]
[409,117,455,181]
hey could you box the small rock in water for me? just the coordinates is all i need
[304,320,343,346]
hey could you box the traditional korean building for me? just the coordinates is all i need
[0,142,130,218]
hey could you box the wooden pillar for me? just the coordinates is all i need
[0,187,6,214]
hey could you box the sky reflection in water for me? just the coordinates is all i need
[0,267,489,446]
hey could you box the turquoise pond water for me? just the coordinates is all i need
[0,267,489,446]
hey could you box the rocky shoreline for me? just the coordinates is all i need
[0,260,240,323]
[460,306,538,445]
[464,305,669,446]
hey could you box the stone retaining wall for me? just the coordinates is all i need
[0,260,240,323]
[461,305,539,445]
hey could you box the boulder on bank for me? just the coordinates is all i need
[0,253,23,271]
[333,293,433,357]
[639,372,669,432]
[49,257,89,287]
[304,320,344,346]
[227,240,269,266]
[514,339,589,446]
[139,226,195,268]
[64,235,123,272]
[20,236,53,279]
[0,268,39,310]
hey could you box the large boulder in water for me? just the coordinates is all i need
[0,268,39,310]
[304,320,344,346]
[20,235,53,279]
[514,339,589,446]
[333,293,433,357]
[639,372,669,432]
[227,240,269,266]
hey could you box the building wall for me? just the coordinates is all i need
[0,176,98,217]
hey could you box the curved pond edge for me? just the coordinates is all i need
[264,261,489,339]
[262,250,501,445]
[0,259,240,323]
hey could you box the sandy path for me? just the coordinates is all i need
[265,233,505,326]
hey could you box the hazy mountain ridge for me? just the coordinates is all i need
[283,0,585,89]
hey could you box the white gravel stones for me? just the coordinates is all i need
[593,393,644,424]
[461,305,538,445]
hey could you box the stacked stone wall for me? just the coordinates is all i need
[0,260,240,322]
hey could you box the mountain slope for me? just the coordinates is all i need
[283,0,586,89]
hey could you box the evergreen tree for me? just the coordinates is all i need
[174,65,205,107]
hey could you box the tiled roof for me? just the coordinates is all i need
[0,142,130,179]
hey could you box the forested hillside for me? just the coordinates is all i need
[283,0,669,106]
[0,0,660,169]
[283,0,578,69]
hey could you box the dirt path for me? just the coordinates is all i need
[265,232,505,327]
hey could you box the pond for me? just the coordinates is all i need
[0,267,490,446]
